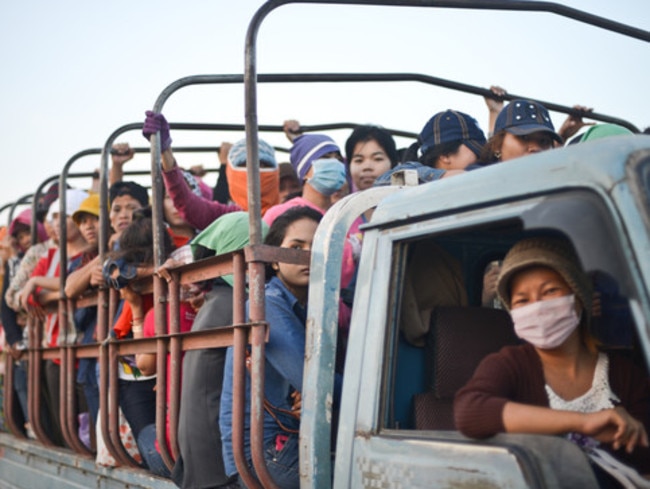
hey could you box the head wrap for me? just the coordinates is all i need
[226,139,279,214]
[9,209,48,244]
[579,124,634,143]
[190,211,268,286]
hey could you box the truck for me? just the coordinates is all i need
[1,1,649,488]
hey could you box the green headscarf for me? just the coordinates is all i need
[190,211,268,287]
[580,123,633,142]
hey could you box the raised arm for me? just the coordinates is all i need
[109,143,135,185]
[142,111,241,230]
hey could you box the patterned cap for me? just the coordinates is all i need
[419,110,486,158]
[494,99,562,143]
[497,237,592,323]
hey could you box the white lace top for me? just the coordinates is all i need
[545,353,620,412]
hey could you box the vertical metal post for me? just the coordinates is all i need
[232,251,262,488]
[168,274,182,461]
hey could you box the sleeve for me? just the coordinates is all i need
[263,292,307,391]
[5,244,46,310]
[162,165,241,231]
[453,347,524,438]
[24,254,53,307]
[1,262,23,345]
[143,308,156,338]
[30,254,50,279]
[112,300,133,339]
[213,167,231,204]
[609,354,650,473]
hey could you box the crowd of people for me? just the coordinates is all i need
[0,90,648,488]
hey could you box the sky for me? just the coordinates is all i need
[0,0,648,223]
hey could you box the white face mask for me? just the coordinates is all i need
[510,294,580,349]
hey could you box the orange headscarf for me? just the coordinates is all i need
[226,138,279,215]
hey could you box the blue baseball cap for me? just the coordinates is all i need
[419,110,486,158]
[495,99,562,143]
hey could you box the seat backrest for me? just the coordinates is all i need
[414,306,519,430]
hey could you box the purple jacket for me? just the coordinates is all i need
[162,166,240,231]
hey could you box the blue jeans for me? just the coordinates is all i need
[263,433,300,489]
[78,359,99,424]
[138,423,171,478]
[236,433,300,489]
[13,361,29,423]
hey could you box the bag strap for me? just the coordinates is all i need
[246,350,301,435]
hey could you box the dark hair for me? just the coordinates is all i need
[479,131,507,164]
[112,207,173,266]
[10,222,30,238]
[345,125,399,167]
[109,181,149,207]
[264,206,323,278]
[400,140,463,169]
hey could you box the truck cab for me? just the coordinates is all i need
[303,135,650,487]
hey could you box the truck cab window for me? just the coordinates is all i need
[381,189,647,435]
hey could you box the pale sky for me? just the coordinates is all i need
[1,0,648,222]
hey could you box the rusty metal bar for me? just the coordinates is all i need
[108,341,141,467]
[66,345,93,455]
[232,252,262,488]
[246,235,277,489]
[27,316,55,447]
[154,276,175,470]
[58,342,74,450]
[2,354,26,439]
[167,274,181,461]
[97,341,120,463]
[177,253,236,286]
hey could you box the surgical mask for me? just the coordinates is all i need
[307,158,347,196]
[510,294,580,349]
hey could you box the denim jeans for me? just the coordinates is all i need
[118,378,156,439]
[78,359,99,424]
[138,423,171,478]
[235,433,300,489]
[13,361,29,423]
[263,433,300,489]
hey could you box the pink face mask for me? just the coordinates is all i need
[510,294,580,349]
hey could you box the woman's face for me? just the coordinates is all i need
[77,213,99,246]
[439,144,478,170]
[15,229,32,252]
[510,266,574,310]
[163,194,190,228]
[349,139,392,191]
[109,194,142,233]
[499,132,555,162]
[275,217,319,294]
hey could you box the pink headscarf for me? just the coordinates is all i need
[9,209,48,244]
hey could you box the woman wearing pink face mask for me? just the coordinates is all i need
[454,237,650,485]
